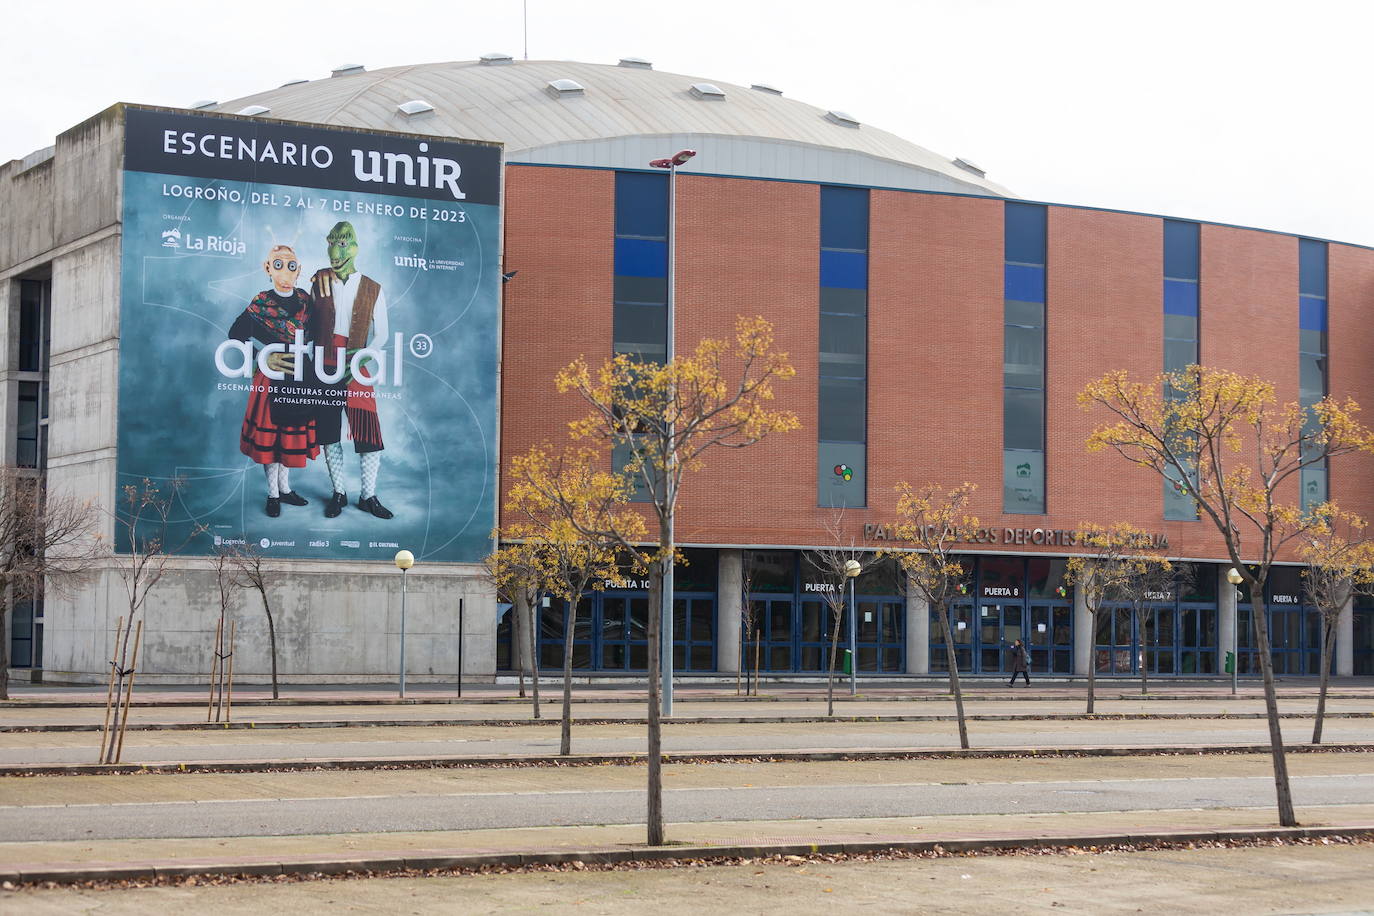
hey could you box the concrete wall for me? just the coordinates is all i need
[4,105,497,684]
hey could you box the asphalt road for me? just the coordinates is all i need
[6,772,1371,842]
[2,718,1371,766]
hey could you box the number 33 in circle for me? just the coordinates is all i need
[409,334,434,358]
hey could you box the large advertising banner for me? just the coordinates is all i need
[117,107,501,563]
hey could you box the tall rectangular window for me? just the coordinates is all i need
[1299,238,1329,511]
[612,172,669,500]
[613,171,668,363]
[818,186,868,508]
[1003,202,1045,514]
[17,279,50,470]
[1163,220,1200,520]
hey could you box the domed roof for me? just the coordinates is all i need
[207,58,1011,197]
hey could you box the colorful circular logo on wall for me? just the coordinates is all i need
[833,464,854,481]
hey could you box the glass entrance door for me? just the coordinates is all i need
[978,603,1024,673]
[1028,603,1073,673]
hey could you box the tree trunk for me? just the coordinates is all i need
[1139,609,1150,698]
[260,589,280,701]
[519,592,540,719]
[826,606,842,717]
[1086,607,1098,715]
[752,623,761,697]
[514,592,527,699]
[560,595,578,756]
[1250,593,1297,826]
[0,591,9,701]
[646,559,665,846]
[1313,616,1336,745]
[937,601,969,749]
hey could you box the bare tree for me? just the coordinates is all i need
[226,544,282,700]
[102,478,203,762]
[208,545,237,719]
[0,468,102,699]
[805,510,882,716]
[738,550,758,697]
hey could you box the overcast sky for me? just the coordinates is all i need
[4,0,1370,246]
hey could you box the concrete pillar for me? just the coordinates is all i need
[1337,591,1354,677]
[717,549,742,674]
[1218,566,1237,675]
[906,580,929,675]
[1072,585,1092,675]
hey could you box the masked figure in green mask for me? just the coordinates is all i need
[308,221,393,519]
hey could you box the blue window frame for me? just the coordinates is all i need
[1299,238,1328,511]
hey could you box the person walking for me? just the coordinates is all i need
[1008,638,1030,687]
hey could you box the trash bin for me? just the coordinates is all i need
[842,649,853,675]
[1224,650,1235,674]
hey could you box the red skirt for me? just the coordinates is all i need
[239,371,320,467]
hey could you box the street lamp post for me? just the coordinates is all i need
[395,550,415,699]
[1227,566,1243,697]
[648,148,696,718]
[845,559,862,696]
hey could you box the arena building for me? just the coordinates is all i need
[2,56,1371,684]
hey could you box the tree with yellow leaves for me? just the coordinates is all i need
[1080,364,1374,826]
[502,445,647,756]
[484,540,547,718]
[556,315,798,846]
[887,482,978,749]
[1063,523,1172,714]
[1299,505,1374,744]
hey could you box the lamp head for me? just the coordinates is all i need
[395,549,415,571]
[1226,567,1243,586]
[844,559,862,578]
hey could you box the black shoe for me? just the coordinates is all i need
[279,490,308,507]
[324,491,347,518]
[265,497,281,518]
[357,495,394,520]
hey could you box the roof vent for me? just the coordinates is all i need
[237,105,271,117]
[750,83,783,96]
[689,82,726,101]
[618,57,653,69]
[480,52,514,65]
[331,64,365,78]
[952,157,986,178]
[546,78,586,99]
[189,100,218,110]
[279,78,308,88]
[397,99,435,118]
[825,109,860,128]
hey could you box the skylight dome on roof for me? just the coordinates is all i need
[825,110,860,128]
[750,83,783,95]
[331,64,365,78]
[480,52,514,65]
[618,57,652,69]
[237,105,271,116]
[689,82,725,100]
[546,79,586,99]
[189,100,217,111]
[397,99,435,117]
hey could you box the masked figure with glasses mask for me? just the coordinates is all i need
[228,244,320,517]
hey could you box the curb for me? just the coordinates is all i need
[5,691,1370,709]
[7,710,1374,733]
[5,824,1372,886]
[5,742,1371,777]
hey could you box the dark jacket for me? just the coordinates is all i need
[1010,643,1029,673]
